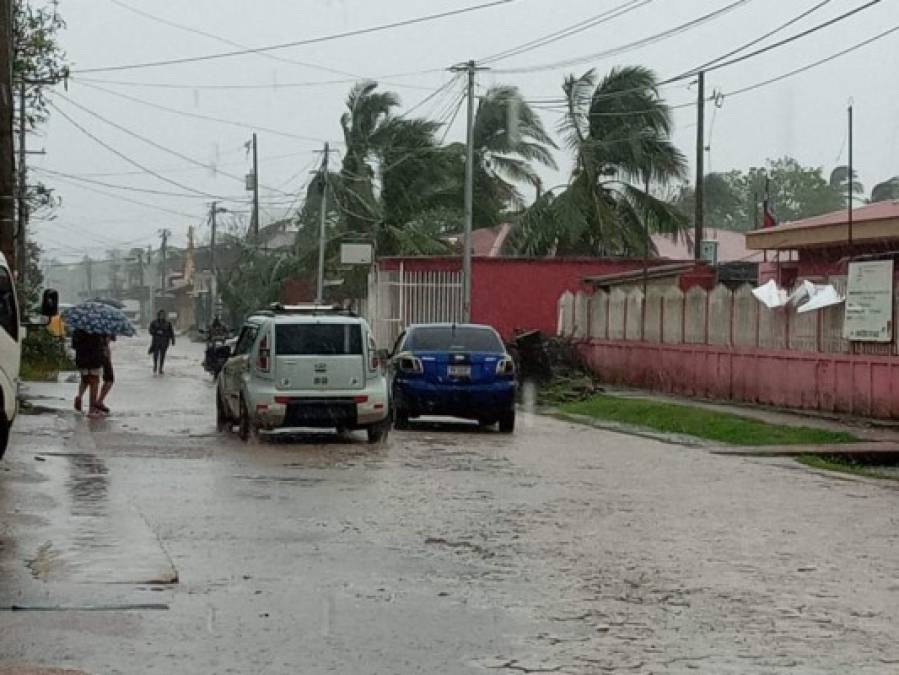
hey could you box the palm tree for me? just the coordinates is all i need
[828,165,865,206]
[506,66,687,256]
[869,176,899,203]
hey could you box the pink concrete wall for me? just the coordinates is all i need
[578,340,899,419]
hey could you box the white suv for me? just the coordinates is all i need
[216,304,390,443]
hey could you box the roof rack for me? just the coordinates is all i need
[253,302,358,317]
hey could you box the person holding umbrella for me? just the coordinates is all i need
[148,310,175,375]
[62,301,135,418]
[72,329,105,417]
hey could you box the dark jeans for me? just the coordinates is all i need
[152,348,168,372]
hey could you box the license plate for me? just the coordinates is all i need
[448,365,471,378]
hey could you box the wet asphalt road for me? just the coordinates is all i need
[2,340,899,674]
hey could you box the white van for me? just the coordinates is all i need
[0,254,58,458]
[216,304,390,443]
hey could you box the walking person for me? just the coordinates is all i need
[149,310,175,375]
[96,336,115,414]
[72,329,105,418]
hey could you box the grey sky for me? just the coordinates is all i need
[32,0,899,261]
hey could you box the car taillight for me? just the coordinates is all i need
[399,355,423,374]
[257,334,271,372]
[496,356,515,377]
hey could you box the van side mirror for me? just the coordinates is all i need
[40,289,59,317]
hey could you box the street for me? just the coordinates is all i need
[1,339,899,674]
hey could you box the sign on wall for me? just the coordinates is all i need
[843,260,894,342]
[340,243,373,265]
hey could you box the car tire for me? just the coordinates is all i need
[366,419,390,444]
[0,411,9,460]
[238,398,253,442]
[216,390,230,432]
[393,407,409,430]
[478,418,496,429]
[498,410,515,434]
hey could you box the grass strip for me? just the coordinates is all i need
[559,395,858,446]
[796,455,899,481]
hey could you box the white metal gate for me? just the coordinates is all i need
[364,263,463,348]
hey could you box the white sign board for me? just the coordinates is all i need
[340,243,373,265]
[843,260,894,342]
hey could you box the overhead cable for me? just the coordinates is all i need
[76,0,517,74]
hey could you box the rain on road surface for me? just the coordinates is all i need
[1,339,898,674]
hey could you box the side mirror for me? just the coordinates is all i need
[40,289,59,317]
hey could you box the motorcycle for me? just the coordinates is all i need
[201,328,232,378]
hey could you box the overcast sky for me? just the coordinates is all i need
[31,0,899,261]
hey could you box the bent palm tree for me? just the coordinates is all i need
[869,176,899,203]
[507,66,687,256]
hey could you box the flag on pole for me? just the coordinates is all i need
[762,177,777,228]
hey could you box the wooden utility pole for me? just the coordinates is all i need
[15,77,25,284]
[449,59,487,322]
[159,228,170,302]
[693,70,705,260]
[0,0,14,270]
[251,133,259,237]
[847,103,854,251]
[315,142,329,304]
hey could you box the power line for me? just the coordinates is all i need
[106,0,361,79]
[71,148,313,178]
[71,74,440,92]
[33,166,233,199]
[492,0,752,74]
[45,171,201,218]
[480,0,653,64]
[690,0,833,72]
[52,92,294,195]
[48,101,231,199]
[722,22,899,99]
[74,80,330,144]
[76,0,517,74]
[668,0,882,82]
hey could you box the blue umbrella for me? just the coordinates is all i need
[62,301,136,337]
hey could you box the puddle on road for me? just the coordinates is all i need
[9,453,178,586]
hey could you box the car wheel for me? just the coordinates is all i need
[366,420,390,444]
[393,406,409,430]
[238,398,253,442]
[216,390,230,432]
[0,411,9,460]
[498,410,515,434]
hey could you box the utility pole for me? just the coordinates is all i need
[450,59,486,322]
[15,77,25,285]
[84,255,92,297]
[847,102,854,251]
[315,141,329,304]
[209,201,221,324]
[159,228,170,306]
[693,70,705,261]
[251,132,259,238]
[0,0,14,271]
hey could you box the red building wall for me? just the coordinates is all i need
[379,256,673,340]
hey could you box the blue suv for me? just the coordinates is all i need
[389,323,516,432]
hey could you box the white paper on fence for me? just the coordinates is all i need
[797,284,844,313]
[752,279,788,308]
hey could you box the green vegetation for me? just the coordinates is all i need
[558,395,858,446]
[21,328,72,381]
[797,455,899,482]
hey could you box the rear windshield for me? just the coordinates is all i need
[405,326,503,352]
[276,323,363,355]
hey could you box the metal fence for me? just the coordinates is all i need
[558,279,899,356]
[364,264,463,348]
